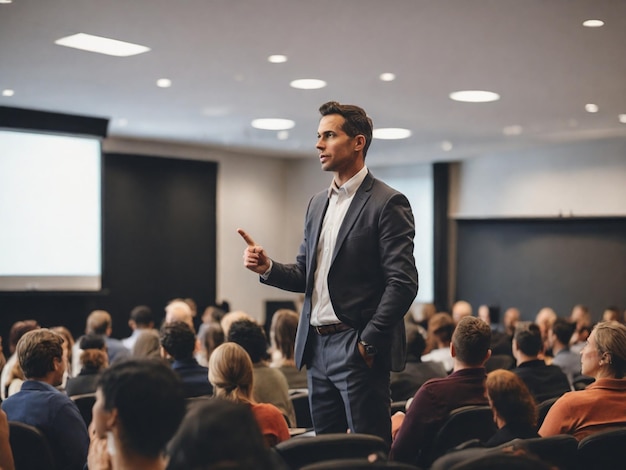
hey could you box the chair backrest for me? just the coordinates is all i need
[535,396,559,430]
[301,457,422,470]
[484,354,515,373]
[577,426,626,470]
[426,405,496,466]
[290,391,313,429]
[70,392,96,427]
[512,434,578,470]
[274,433,388,469]
[8,421,56,470]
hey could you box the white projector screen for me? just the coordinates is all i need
[0,129,102,291]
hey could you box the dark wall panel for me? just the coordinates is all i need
[455,218,626,322]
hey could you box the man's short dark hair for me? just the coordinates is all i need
[452,316,491,366]
[16,329,64,379]
[130,305,154,326]
[97,358,185,459]
[319,101,373,158]
[227,320,269,363]
[514,322,543,356]
[159,321,196,360]
[552,318,576,345]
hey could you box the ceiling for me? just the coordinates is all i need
[1,0,625,166]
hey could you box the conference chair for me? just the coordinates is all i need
[274,433,388,469]
[70,392,96,427]
[425,405,496,466]
[484,354,515,373]
[513,434,578,470]
[8,421,56,470]
[535,396,559,430]
[301,458,422,470]
[577,426,626,470]
[290,390,313,429]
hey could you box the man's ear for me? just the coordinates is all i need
[353,134,366,153]
[482,348,492,365]
[106,407,118,431]
[450,342,456,358]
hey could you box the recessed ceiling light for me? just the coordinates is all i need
[2,89,15,97]
[503,125,523,136]
[0,0,13,4]
[54,33,150,57]
[582,19,604,28]
[619,114,626,124]
[441,141,453,151]
[156,78,172,88]
[277,130,289,140]
[449,90,500,103]
[251,118,295,131]
[268,55,288,64]
[380,73,396,82]
[290,79,327,90]
[585,103,599,113]
[373,128,412,140]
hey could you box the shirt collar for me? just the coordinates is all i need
[327,166,368,198]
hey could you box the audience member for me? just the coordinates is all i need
[540,321,626,440]
[88,358,186,470]
[569,304,592,352]
[484,369,539,446]
[490,307,519,357]
[422,313,455,372]
[548,317,582,386]
[221,310,255,339]
[451,300,473,325]
[209,342,290,446]
[164,299,195,331]
[390,316,492,466]
[390,322,447,402]
[132,329,162,360]
[0,409,14,470]
[201,321,224,364]
[51,325,75,385]
[270,309,308,389]
[65,334,108,397]
[535,307,557,357]
[228,319,296,426]
[159,321,213,398]
[2,329,89,470]
[72,310,130,376]
[602,306,620,323]
[121,305,155,351]
[1,320,40,400]
[4,359,24,398]
[512,322,571,402]
[196,304,227,365]
[166,398,277,470]
[417,303,436,331]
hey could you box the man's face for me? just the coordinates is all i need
[92,388,110,438]
[316,114,360,179]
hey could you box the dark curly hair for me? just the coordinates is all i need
[159,321,195,360]
[227,320,269,363]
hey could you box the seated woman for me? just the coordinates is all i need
[209,342,290,446]
[270,309,307,389]
[65,334,108,397]
[484,369,539,446]
[540,321,626,440]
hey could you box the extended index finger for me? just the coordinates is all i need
[237,228,257,247]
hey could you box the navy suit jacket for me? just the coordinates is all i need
[263,172,418,371]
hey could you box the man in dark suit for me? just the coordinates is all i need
[239,101,418,444]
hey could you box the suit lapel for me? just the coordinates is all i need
[307,194,329,285]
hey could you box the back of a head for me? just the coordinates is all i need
[208,342,254,402]
[406,324,427,357]
[166,398,272,470]
[593,321,626,379]
[271,309,299,360]
[452,316,491,366]
[17,328,63,379]
[165,300,194,331]
[130,305,154,327]
[228,319,269,363]
[9,320,40,354]
[160,321,196,360]
[87,310,112,335]
[429,312,455,344]
[551,318,576,346]
[97,358,185,459]
[221,310,254,339]
[132,329,161,359]
[452,300,473,323]
[514,322,543,357]
[486,369,537,429]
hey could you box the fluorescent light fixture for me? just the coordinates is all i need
[54,33,150,57]
[583,19,604,28]
[290,79,327,90]
[156,78,172,88]
[585,103,599,113]
[373,128,412,140]
[503,125,523,136]
[380,73,396,82]
[2,89,15,97]
[0,0,13,4]
[449,90,500,103]
[441,141,453,151]
[619,114,626,124]
[268,55,288,63]
[251,118,295,130]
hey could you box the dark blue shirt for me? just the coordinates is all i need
[2,380,89,470]
[171,358,213,398]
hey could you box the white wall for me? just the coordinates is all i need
[453,139,626,218]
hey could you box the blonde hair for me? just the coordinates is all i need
[208,342,254,403]
[593,321,626,379]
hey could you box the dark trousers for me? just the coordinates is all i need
[306,327,392,446]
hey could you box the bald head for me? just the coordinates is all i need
[87,310,112,336]
[452,301,473,324]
